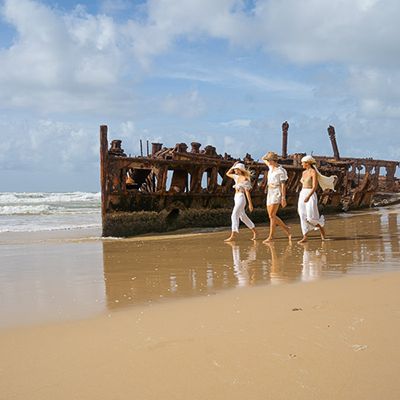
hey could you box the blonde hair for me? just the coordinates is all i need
[234,167,251,179]
[263,151,279,162]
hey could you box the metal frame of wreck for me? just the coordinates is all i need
[100,123,399,237]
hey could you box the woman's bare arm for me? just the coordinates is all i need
[226,163,238,179]
[245,189,254,212]
[280,182,287,207]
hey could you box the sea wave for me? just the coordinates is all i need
[0,222,101,233]
[0,192,101,205]
[0,205,100,216]
[0,192,101,233]
[0,192,100,216]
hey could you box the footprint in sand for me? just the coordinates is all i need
[351,344,368,352]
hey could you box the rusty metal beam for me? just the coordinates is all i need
[100,125,109,235]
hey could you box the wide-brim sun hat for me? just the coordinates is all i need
[301,155,316,164]
[233,162,247,172]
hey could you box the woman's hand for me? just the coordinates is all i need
[281,197,287,208]
[249,203,254,212]
[304,196,311,203]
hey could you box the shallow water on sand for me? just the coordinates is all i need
[1,205,400,327]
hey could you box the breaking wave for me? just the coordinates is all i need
[0,192,100,215]
[0,192,101,233]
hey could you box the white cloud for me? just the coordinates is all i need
[117,0,400,69]
[229,69,313,96]
[220,119,252,128]
[100,0,131,14]
[252,0,400,68]
[124,0,254,66]
[0,117,98,172]
[161,90,206,118]
[0,0,131,114]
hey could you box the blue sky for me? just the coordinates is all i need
[0,0,399,192]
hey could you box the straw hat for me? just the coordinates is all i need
[301,155,316,165]
[263,151,279,161]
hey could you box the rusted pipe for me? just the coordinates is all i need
[282,121,289,158]
[327,125,340,160]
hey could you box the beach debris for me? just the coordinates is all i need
[351,344,368,352]
[289,353,297,359]
[292,307,303,311]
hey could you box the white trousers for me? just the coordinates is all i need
[231,192,255,233]
[298,189,325,235]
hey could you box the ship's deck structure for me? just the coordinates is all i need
[100,123,399,237]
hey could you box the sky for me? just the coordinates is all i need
[0,0,399,192]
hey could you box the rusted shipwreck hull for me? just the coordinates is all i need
[100,124,399,237]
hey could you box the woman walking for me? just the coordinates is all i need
[225,162,257,242]
[298,155,336,243]
[262,151,292,242]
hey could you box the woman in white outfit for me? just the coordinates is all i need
[225,162,257,242]
[261,151,292,242]
[297,155,336,243]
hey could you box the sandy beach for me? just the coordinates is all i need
[1,205,400,399]
[1,271,400,399]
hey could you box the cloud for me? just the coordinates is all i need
[348,66,400,118]
[161,89,206,118]
[254,0,400,68]
[0,0,399,191]
[0,0,133,114]
[0,118,96,174]
[220,119,252,128]
[100,0,131,14]
[2,0,399,116]
[124,0,254,67]
[115,0,400,70]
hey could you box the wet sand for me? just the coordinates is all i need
[1,205,400,328]
[1,271,400,399]
[0,206,400,398]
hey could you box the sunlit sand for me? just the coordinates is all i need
[1,205,400,398]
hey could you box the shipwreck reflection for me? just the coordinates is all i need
[101,207,400,311]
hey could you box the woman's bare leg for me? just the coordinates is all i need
[264,204,291,242]
[264,204,276,242]
[224,232,238,242]
[274,215,292,240]
[297,234,308,244]
[317,224,326,240]
[264,204,279,242]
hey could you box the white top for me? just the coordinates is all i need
[267,165,288,186]
[233,174,252,191]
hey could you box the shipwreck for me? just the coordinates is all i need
[100,123,399,237]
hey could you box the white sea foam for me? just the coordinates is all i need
[0,223,101,233]
[0,192,101,233]
[0,192,100,205]
[0,205,100,216]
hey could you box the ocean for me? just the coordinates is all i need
[0,192,101,233]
